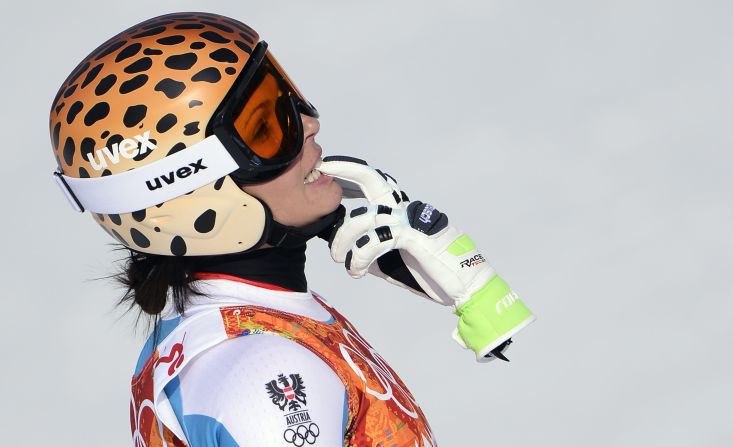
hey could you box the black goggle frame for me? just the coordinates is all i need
[208,41,319,185]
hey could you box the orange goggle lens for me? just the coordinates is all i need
[232,52,312,161]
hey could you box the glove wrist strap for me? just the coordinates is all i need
[454,276,536,359]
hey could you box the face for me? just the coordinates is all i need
[241,114,343,227]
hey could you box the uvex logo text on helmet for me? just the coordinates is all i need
[86,131,157,171]
[146,159,208,191]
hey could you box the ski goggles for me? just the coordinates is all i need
[54,41,319,215]
[210,40,319,184]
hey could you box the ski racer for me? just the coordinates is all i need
[48,12,535,446]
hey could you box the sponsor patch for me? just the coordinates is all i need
[460,254,486,268]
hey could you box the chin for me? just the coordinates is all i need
[313,189,343,219]
[318,197,343,217]
[325,183,344,210]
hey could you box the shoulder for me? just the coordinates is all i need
[179,334,343,399]
[174,334,347,446]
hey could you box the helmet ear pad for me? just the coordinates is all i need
[94,176,267,256]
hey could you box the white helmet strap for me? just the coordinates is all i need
[53,135,239,214]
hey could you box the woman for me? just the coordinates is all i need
[49,12,534,446]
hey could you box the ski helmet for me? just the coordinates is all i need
[49,12,331,256]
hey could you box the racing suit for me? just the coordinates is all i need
[130,274,437,446]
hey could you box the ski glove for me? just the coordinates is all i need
[318,156,536,362]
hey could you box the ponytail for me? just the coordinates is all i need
[116,247,201,327]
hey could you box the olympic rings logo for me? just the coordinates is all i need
[283,423,320,446]
[339,325,420,418]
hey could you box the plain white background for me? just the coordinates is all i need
[1,1,731,445]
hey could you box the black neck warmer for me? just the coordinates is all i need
[194,244,308,292]
[192,205,344,293]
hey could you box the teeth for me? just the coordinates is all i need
[304,159,323,184]
[304,168,321,184]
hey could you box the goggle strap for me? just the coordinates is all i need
[53,171,85,213]
[53,135,239,215]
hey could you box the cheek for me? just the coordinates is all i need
[248,168,304,201]
[241,175,341,227]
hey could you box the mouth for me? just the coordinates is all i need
[303,159,323,184]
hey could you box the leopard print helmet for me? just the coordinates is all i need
[50,13,288,256]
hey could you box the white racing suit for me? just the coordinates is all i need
[130,275,436,446]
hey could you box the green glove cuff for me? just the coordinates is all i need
[454,276,536,356]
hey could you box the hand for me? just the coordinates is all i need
[318,156,536,362]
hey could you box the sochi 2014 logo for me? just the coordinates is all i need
[265,373,320,446]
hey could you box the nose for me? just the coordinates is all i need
[301,113,320,140]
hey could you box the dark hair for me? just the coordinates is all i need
[115,247,201,328]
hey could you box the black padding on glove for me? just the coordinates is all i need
[406,201,449,235]
[392,191,402,204]
[376,250,426,295]
[322,155,368,165]
[350,207,368,218]
[375,226,393,242]
[375,169,398,184]
[345,250,353,271]
[356,235,370,248]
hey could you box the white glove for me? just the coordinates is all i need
[318,156,536,362]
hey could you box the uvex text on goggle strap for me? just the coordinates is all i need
[53,41,318,214]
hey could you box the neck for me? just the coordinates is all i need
[194,244,307,292]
